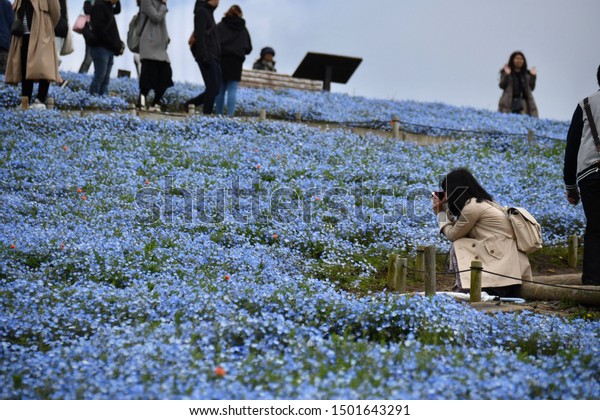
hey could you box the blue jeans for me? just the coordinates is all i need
[89,47,114,95]
[215,80,239,116]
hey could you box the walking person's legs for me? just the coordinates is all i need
[579,177,600,285]
[215,80,227,115]
[225,80,239,116]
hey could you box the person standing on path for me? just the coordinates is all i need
[88,0,124,95]
[5,0,61,108]
[138,0,173,111]
[563,65,600,285]
[184,0,221,115]
[215,4,251,116]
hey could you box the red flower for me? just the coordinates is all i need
[77,188,83,194]
[60,243,65,250]
[10,244,16,249]
[144,180,150,185]
[214,366,226,377]
[272,234,278,239]
[224,274,230,281]
[256,164,261,170]
[63,145,68,151]
[81,195,87,201]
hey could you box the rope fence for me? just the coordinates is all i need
[255,110,566,143]
[387,242,600,305]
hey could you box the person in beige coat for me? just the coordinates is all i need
[433,168,532,297]
[5,0,61,108]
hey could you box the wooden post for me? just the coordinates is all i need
[21,96,29,110]
[295,112,302,122]
[392,115,400,139]
[188,104,196,115]
[259,109,267,120]
[470,260,483,303]
[398,258,408,294]
[387,254,399,291]
[128,103,136,116]
[568,235,578,269]
[424,245,436,297]
[527,129,535,154]
[415,245,425,283]
[46,98,54,110]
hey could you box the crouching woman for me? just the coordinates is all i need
[432,168,532,297]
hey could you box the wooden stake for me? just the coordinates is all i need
[415,246,425,283]
[387,254,399,291]
[259,109,267,120]
[424,245,436,296]
[568,235,578,269]
[470,260,483,302]
[398,258,408,294]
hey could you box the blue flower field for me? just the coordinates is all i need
[0,73,598,399]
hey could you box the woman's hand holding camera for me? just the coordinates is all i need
[432,191,447,214]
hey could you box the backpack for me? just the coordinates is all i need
[127,12,148,54]
[506,207,543,254]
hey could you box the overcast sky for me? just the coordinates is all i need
[61,0,600,121]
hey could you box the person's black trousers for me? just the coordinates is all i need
[186,58,221,114]
[20,35,49,103]
[579,176,600,285]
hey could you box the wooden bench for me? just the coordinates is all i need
[239,69,323,92]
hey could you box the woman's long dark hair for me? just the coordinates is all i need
[440,168,493,218]
[507,51,528,73]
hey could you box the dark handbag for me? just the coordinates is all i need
[11,16,24,37]
[55,17,69,38]
[511,97,523,113]
[82,21,98,45]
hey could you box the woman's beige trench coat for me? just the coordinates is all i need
[5,0,61,84]
[438,199,532,289]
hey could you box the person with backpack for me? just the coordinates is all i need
[563,65,600,286]
[184,0,221,114]
[432,168,532,297]
[214,4,251,116]
[136,0,173,111]
[5,0,61,109]
[88,0,124,95]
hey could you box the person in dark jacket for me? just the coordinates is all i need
[0,0,14,74]
[498,51,538,118]
[563,65,600,285]
[88,0,123,95]
[252,46,275,72]
[214,4,251,116]
[184,0,221,114]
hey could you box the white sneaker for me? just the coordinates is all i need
[29,99,47,110]
[151,104,162,112]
